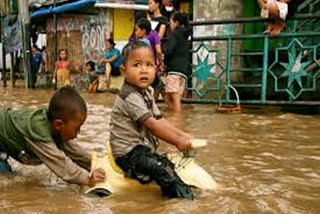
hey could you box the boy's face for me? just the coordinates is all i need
[32,47,37,54]
[135,25,146,39]
[54,111,87,142]
[121,47,156,90]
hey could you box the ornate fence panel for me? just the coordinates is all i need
[185,1,320,105]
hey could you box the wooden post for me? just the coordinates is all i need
[53,0,57,65]
[18,0,31,89]
[0,12,7,87]
[10,52,15,87]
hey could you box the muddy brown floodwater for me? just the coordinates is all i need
[0,87,320,214]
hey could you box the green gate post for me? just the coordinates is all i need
[261,35,269,103]
[226,38,232,103]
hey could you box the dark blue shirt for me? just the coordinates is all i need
[30,53,43,71]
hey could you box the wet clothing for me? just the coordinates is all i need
[110,82,193,199]
[0,108,90,185]
[116,145,193,199]
[164,26,190,79]
[110,82,162,158]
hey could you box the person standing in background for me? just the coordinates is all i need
[52,49,71,89]
[148,0,169,40]
[163,12,190,112]
[148,0,169,101]
[30,45,43,88]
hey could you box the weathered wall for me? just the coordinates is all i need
[193,0,244,95]
[46,9,112,72]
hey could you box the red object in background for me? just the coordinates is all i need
[163,0,172,7]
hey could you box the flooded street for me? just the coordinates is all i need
[0,87,320,214]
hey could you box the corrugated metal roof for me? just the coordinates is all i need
[30,0,98,19]
[29,0,72,6]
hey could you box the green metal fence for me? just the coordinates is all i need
[185,1,320,105]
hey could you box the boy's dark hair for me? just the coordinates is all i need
[136,18,151,35]
[32,44,39,51]
[171,12,189,28]
[122,40,153,65]
[48,86,87,122]
[85,60,95,71]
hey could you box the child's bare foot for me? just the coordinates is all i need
[264,28,271,34]
[270,21,285,37]
[264,22,274,34]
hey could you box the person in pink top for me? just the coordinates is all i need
[53,49,71,89]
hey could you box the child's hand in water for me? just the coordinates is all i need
[88,168,106,187]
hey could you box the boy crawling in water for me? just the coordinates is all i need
[0,86,105,187]
[110,40,193,199]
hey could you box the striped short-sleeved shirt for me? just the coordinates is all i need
[110,82,162,158]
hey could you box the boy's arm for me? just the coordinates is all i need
[143,117,192,152]
[60,140,91,171]
[124,92,191,151]
[25,138,103,186]
[155,44,165,73]
[158,24,166,39]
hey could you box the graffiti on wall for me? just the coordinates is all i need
[81,10,112,63]
[46,10,112,70]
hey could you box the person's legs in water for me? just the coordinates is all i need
[104,63,112,89]
[116,145,193,199]
[163,75,185,112]
[152,75,165,102]
[30,69,37,88]
[171,92,182,113]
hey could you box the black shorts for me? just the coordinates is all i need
[111,65,121,77]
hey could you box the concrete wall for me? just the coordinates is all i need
[193,0,244,96]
